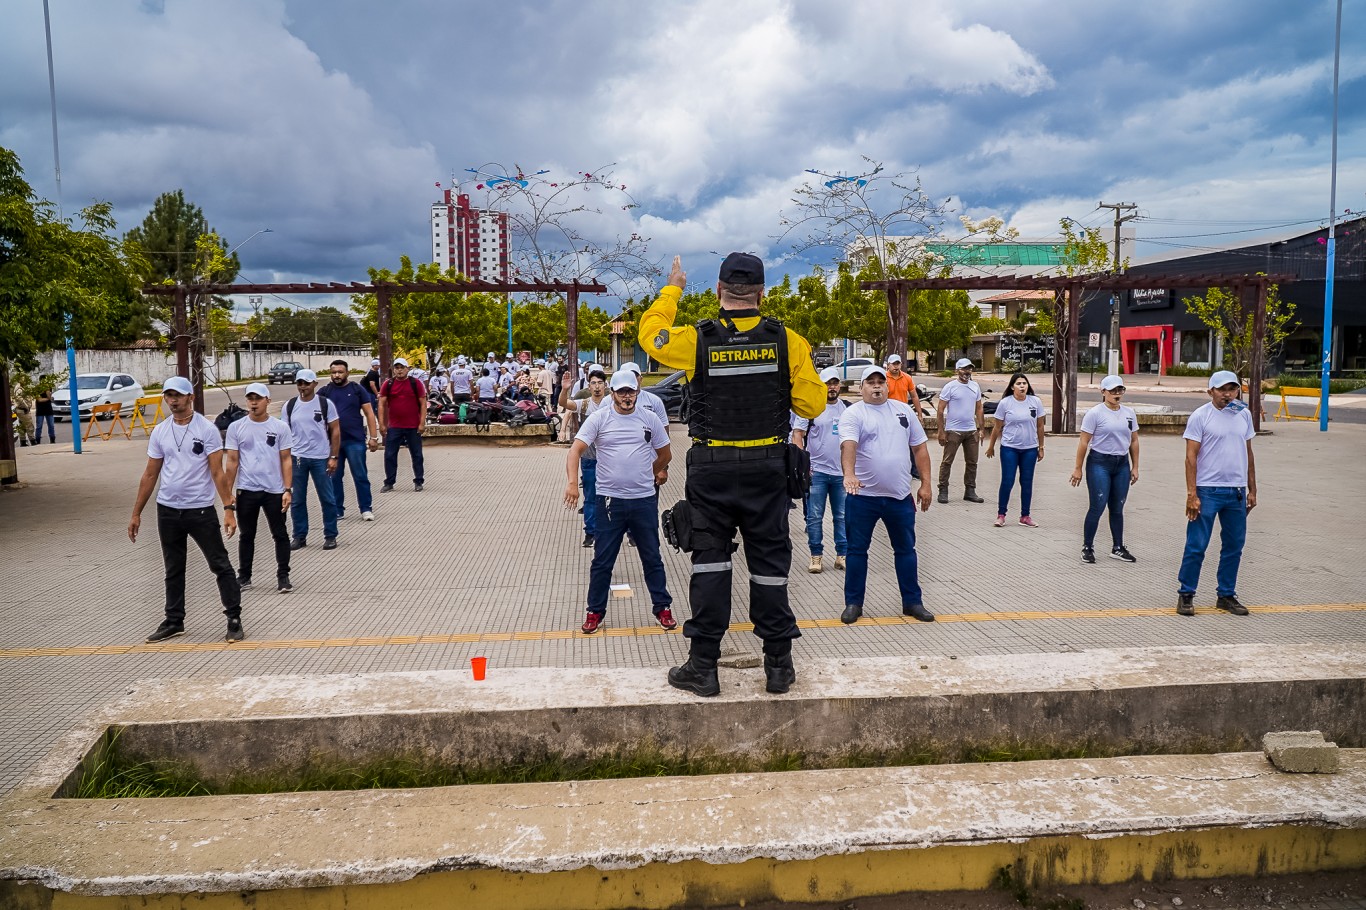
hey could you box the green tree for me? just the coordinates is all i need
[250,306,364,347]
[0,147,147,368]
[351,256,506,366]
[124,190,241,331]
[1184,281,1296,376]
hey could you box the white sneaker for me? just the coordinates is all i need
[361,511,375,522]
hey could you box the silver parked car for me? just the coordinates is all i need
[50,373,146,421]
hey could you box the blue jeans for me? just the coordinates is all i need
[34,413,55,440]
[806,471,846,556]
[997,446,1038,517]
[844,493,922,608]
[1083,452,1131,549]
[291,456,339,541]
[383,427,424,485]
[331,441,373,515]
[1178,486,1248,597]
[586,493,671,615]
[581,459,597,536]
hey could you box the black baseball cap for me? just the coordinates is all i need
[718,252,764,285]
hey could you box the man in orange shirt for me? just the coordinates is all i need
[883,354,922,420]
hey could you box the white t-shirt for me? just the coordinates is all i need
[428,374,449,394]
[1184,401,1256,486]
[839,399,928,500]
[225,416,293,493]
[793,399,848,476]
[286,395,338,459]
[450,368,474,395]
[993,394,1044,449]
[575,405,669,499]
[1081,403,1138,457]
[147,413,222,509]
[938,378,982,432]
[476,375,498,400]
[638,389,669,425]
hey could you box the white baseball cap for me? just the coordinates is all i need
[955,357,974,369]
[393,358,409,367]
[371,358,380,366]
[609,371,639,391]
[163,376,193,395]
[487,352,496,357]
[295,368,317,383]
[886,354,902,364]
[819,366,842,384]
[1209,370,1240,389]
[861,365,887,381]
[619,361,642,374]
[244,382,270,398]
[1100,375,1125,391]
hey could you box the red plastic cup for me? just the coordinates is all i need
[470,656,487,681]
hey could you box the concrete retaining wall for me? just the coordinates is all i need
[31,348,371,388]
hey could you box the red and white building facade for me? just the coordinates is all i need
[431,190,510,282]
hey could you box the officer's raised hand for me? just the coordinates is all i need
[667,255,686,289]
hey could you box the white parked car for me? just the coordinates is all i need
[50,373,146,421]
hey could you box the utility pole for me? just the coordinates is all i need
[1098,201,1138,374]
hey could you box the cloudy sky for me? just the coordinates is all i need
[2,0,1362,312]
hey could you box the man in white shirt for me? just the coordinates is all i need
[128,376,243,643]
[560,366,610,546]
[427,367,449,397]
[1177,370,1258,617]
[792,366,848,573]
[839,365,935,625]
[935,357,986,504]
[450,359,474,404]
[564,370,673,633]
[285,369,341,551]
[616,362,669,424]
[224,383,295,594]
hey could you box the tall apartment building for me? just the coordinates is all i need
[430,190,510,282]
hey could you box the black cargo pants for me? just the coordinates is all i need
[682,445,800,661]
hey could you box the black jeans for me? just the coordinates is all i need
[384,427,425,485]
[235,489,291,582]
[156,504,241,623]
[682,446,799,660]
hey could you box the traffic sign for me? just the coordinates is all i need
[1089,332,1101,347]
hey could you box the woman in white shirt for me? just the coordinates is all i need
[985,373,1046,528]
[1069,375,1140,564]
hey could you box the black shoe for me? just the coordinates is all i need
[964,489,985,503]
[1110,546,1137,563]
[937,488,949,504]
[414,482,423,491]
[1082,547,1095,564]
[1177,593,1195,616]
[323,537,338,550]
[627,536,637,547]
[145,620,184,643]
[764,654,796,694]
[1216,595,1249,616]
[278,575,293,593]
[903,603,936,622]
[380,483,395,493]
[225,617,245,642]
[668,656,720,697]
[237,576,253,590]
[582,534,594,548]
[840,604,862,625]
[289,537,307,550]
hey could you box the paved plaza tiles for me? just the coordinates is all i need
[1,416,1364,796]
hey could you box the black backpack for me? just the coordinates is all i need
[214,402,247,435]
[285,394,331,428]
[471,403,493,432]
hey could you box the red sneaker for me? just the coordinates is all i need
[656,608,678,630]
[581,612,603,634]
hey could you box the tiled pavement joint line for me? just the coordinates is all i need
[2,602,1362,661]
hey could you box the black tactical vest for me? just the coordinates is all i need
[687,312,791,442]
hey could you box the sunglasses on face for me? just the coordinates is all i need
[1107,387,1126,393]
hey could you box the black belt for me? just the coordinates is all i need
[688,443,786,463]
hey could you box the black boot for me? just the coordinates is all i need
[937,487,949,504]
[964,488,984,503]
[764,653,795,694]
[668,654,719,697]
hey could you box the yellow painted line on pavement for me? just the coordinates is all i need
[1,602,1363,661]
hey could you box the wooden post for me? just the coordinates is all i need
[1249,279,1266,431]
[1066,282,1081,433]
[173,286,190,381]
[884,286,908,363]
[1051,291,1065,434]
[376,287,393,376]
[190,291,206,414]
[0,365,17,485]
[566,286,580,372]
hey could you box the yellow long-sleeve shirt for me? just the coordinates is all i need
[638,285,827,425]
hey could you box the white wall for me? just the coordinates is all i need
[32,348,372,388]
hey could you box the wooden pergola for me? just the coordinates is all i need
[864,273,1295,432]
[141,278,607,412]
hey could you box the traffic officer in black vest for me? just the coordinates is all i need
[639,253,825,697]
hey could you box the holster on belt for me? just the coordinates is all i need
[785,443,811,499]
[661,500,695,552]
